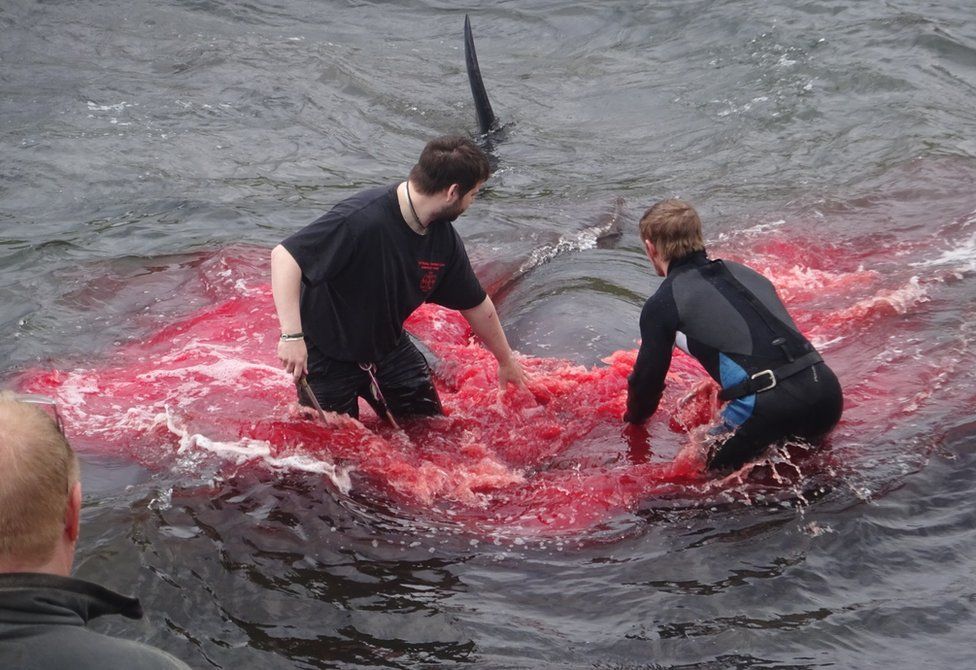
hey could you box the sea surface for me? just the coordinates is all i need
[3,1,976,668]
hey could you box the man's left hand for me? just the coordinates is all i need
[497,358,527,389]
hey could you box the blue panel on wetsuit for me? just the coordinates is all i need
[718,352,755,427]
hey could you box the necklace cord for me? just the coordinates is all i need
[405,182,425,229]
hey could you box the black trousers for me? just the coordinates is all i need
[301,335,443,420]
[707,362,844,471]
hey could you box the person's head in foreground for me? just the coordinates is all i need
[0,392,80,576]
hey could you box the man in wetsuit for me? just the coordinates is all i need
[624,199,843,470]
[271,135,525,420]
[0,393,191,669]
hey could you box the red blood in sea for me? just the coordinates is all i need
[17,224,957,535]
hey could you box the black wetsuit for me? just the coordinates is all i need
[626,250,843,470]
[281,184,486,419]
[0,573,190,669]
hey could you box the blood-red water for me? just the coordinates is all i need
[16,216,972,534]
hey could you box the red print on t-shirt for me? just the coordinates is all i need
[418,261,445,293]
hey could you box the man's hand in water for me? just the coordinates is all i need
[460,296,526,391]
[498,357,527,389]
[277,339,308,381]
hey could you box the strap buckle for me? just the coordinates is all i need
[751,369,777,393]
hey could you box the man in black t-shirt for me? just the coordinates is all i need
[271,135,526,421]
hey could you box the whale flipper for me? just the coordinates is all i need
[464,14,498,137]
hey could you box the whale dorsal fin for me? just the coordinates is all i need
[464,14,498,137]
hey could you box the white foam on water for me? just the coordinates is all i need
[810,334,845,350]
[867,276,929,314]
[910,232,976,274]
[136,341,285,388]
[825,276,930,325]
[517,218,617,275]
[716,219,786,240]
[765,263,862,292]
[49,371,161,436]
[86,101,132,112]
[163,407,353,494]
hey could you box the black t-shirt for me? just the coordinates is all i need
[281,184,487,362]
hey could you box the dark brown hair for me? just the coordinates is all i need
[409,135,491,196]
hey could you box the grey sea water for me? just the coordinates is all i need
[3,1,976,668]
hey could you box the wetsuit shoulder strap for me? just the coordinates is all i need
[700,259,823,400]
[700,259,798,340]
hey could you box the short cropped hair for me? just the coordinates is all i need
[638,199,705,261]
[409,135,491,196]
[0,394,79,566]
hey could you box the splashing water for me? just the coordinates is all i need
[15,215,975,536]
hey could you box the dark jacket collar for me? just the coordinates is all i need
[666,249,710,276]
[0,572,143,626]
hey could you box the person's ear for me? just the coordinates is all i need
[643,238,657,262]
[65,481,81,544]
[446,183,461,202]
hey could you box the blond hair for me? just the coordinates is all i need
[638,198,705,261]
[0,393,79,566]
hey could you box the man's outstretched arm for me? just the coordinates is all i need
[460,296,526,389]
[624,296,677,424]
